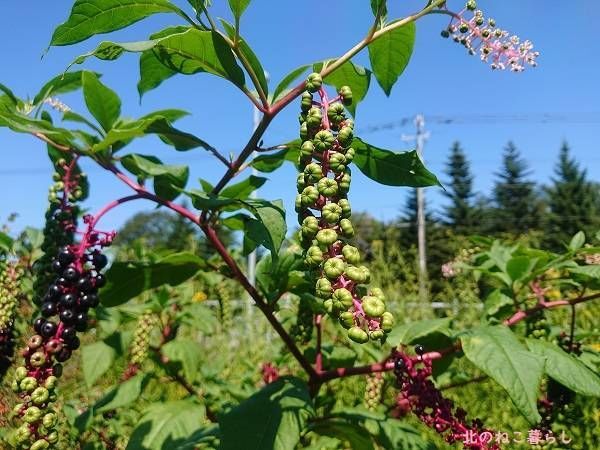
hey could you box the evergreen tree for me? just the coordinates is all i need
[443,142,477,232]
[491,141,542,233]
[544,142,600,249]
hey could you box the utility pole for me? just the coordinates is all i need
[402,114,430,301]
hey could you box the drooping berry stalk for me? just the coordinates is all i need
[123,311,158,379]
[296,74,394,344]
[392,349,499,450]
[0,261,23,381]
[215,282,233,331]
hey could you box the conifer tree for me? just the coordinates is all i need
[443,142,477,232]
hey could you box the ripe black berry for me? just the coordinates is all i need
[394,358,405,374]
[47,284,61,298]
[58,247,75,265]
[65,336,80,350]
[63,266,79,282]
[52,364,63,377]
[59,309,75,324]
[77,276,93,292]
[41,302,58,317]
[41,321,57,338]
[59,293,77,308]
[93,253,108,269]
[61,327,76,340]
[94,273,106,288]
[81,293,99,308]
[414,344,425,356]
[55,348,72,363]
[33,318,46,333]
[52,260,63,273]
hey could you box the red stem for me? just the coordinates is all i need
[315,315,323,373]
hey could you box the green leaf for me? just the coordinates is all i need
[272,65,310,103]
[62,110,104,135]
[352,138,440,187]
[81,341,116,387]
[251,150,288,173]
[506,256,536,283]
[227,0,251,20]
[368,22,415,95]
[460,325,544,424]
[387,318,452,347]
[569,231,586,251]
[140,109,189,123]
[0,83,19,105]
[483,289,513,316]
[50,0,185,46]
[569,265,600,279]
[310,419,374,450]
[126,400,206,450]
[162,340,203,383]
[221,175,266,199]
[33,71,89,105]
[121,153,189,201]
[370,0,388,27]
[526,339,600,397]
[101,252,206,307]
[255,247,308,302]
[0,231,14,252]
[0,111,76,147]
[244,199,286,259]
[221,20,268,97]
[138,26,189,98]
[313,61,370,116]
[82,71,121,132]
[220,377,315,450]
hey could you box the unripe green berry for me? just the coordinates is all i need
[30,351,46,367]
[301,91,313,112]
[46,432,59,444]
[323,258,345,279]
[323,299,333,314]
[338,170,351,194]
[316,278,333,299]
[332,288,354,311]
[338,199,351,218]
[339,86,353,106]
[381,311,395,332]
[343,147,355,163]
[348,326,369,344]
[322,203,343,224]
[305,246,324,266]
[31,439,50,450]
[300,186,319,207]
[313,130,335,151]
[339,218,355,238]
[42,413,57,429]
[305,73,323,93]
[295,194,303,213]
[296,173,306,193]
[345,265,365,283]
[14,425,31,444]
[337,126,354,148]
[306,107,322,130]
[359,265,371,283]
[31,386,50,405]
[15,366,28,381]
[339,311,355,329]
[11,379,20,392]
[317,177,338,197]
[20,377,38,393]
[304,163,323,183]
[300,140,315,157]
[466,0,477,10]
[370,329,385,341]
[44,376,58,390]
[315,229,338,246]
[362,296,386,318]
[327,103,346,126]
[298,112,307,125]
[342,245,361,264]
[23,406,43,423]
[299,122,308,140]
[328,152,346,173]
[301,216,319,239]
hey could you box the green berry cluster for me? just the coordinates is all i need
[296,74,394,344]
[129,311,158,367]
[33,157,87,303]
[215,282,233,331]
[290,297,314,345]
[1,261,23,380]
[363,373,384,411]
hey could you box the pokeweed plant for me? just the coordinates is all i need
[0,1,598,449]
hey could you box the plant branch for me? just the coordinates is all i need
[315,315,323,373]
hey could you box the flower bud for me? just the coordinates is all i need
[300,91,313,112]
[317,177,338,197]
[305,246,324,266]
[313,130,335,151]
[322,203,343,224]
[339,218,355,238]
[316,278,333,299]
[348,326,369,344]
[339,86,353,106]
[323,258,345,279]
[328,153,346,173]
[316,229,338,246]
[339,311,355,329]
[342,245,361,264]
[300,186,319,208]
[362,296,386,318]
[305,73,323,93]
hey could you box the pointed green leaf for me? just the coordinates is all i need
[33,71,90,105]
[121,153,189,201]
[220,377,315,450]
[0,111,76,147]
[569,231,586,251]
[272,65,310,103]
[162,340,203,383]
[313,61,370,116]
[483,289,514,316]
[251,150,288,173]
[368,22,415,95]
[506,256,536,283]
[244,199,286,259]
[82,71,121,132]
[81,341,116,387]
[460,325,544,424]
[387,318,452,347]
[221,175,267,199]
[352,138,440,187]
[50,0,185,46]
[569,265,600,279]
[227,0,251,21]
[527,339,600,397]
[126,400,206,450]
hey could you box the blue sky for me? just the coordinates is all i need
[1,1,599,235]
